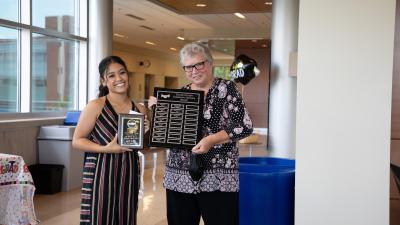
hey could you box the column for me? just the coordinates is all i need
[268,0,299,158]
[87,0,113,101]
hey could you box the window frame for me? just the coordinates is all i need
[0,0,88,118]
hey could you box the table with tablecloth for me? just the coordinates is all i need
[0,153,39,225]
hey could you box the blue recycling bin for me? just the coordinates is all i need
[239,157,295,225]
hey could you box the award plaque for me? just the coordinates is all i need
[118,113,145,149]
[149,87,204,149]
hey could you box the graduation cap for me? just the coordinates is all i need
[230,54,260,85]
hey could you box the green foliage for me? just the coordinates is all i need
[213,66,231,80]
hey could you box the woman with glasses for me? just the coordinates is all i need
[149,42,253,225]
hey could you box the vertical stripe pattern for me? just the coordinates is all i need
[80,98,139,225]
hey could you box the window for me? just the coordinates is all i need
[32,34,78,112]
[32,0,80,36]
[0,0,87,114]
[0,0,19,22]
[0,27,18,112]
[213,66,232,80]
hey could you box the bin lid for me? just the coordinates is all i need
[37,125,76,140]
[239,157,295,167]
[64,111,81,125]
[239,163,295,173]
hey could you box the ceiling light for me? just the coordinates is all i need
[177,36,185,40]
[265,2,272,5]
[170,47,177,51]
[196,3,207,7]
[234,13,246,19]
[251,40,257,43]
[145,41,156,45]
[114,33,125,38]
[262,44,267,48]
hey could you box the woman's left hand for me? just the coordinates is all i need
[144,115,150,133]
[148,96,157,109]
[192,136,213,154]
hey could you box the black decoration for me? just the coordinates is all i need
[149,88,204,149]
[230,54,259,85]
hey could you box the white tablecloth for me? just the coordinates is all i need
[0,153,39,225]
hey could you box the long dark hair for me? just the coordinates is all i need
[98,55,129,97]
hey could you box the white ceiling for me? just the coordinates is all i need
[113,0,271,59]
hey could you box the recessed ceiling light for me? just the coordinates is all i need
[114,33,125,38]
[125,14,145,21]
[170,47,177,51]
[265,2,272,5]
[196,3,207,7]
[251,40,257,43]
[177,36,185,40]
[139,25,155,31]
[145,41,156,45]
[262,44,267,47]
[234,13,245,19]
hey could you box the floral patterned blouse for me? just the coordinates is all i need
[163,78,253,193]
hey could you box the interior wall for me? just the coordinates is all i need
[0,118,64,165]
[113,42,259,100]
[112,42,186,101]
[164,76,179,89]
[296,1,395,225]
[391,1,400,224]
[235,46,270,128]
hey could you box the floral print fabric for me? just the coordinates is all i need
[0,153,39,225]
[164,78,253,193]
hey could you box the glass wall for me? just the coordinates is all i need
[32,0,80,35]
[0,27,18,112]
[0,0,87,113]
[0,0,19,22]
[32,34,78,112]
[213,66,232,80]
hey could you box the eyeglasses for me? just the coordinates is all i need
[182,60,207,72]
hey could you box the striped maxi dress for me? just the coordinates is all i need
[80,98,139,225]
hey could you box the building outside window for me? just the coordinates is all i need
[0,0,87,113]
[0,27,18,112]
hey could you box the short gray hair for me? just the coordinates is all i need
[179,42,213,65]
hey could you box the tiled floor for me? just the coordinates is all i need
[33,136,268,225]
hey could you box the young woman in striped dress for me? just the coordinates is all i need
[72,56,147,225]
